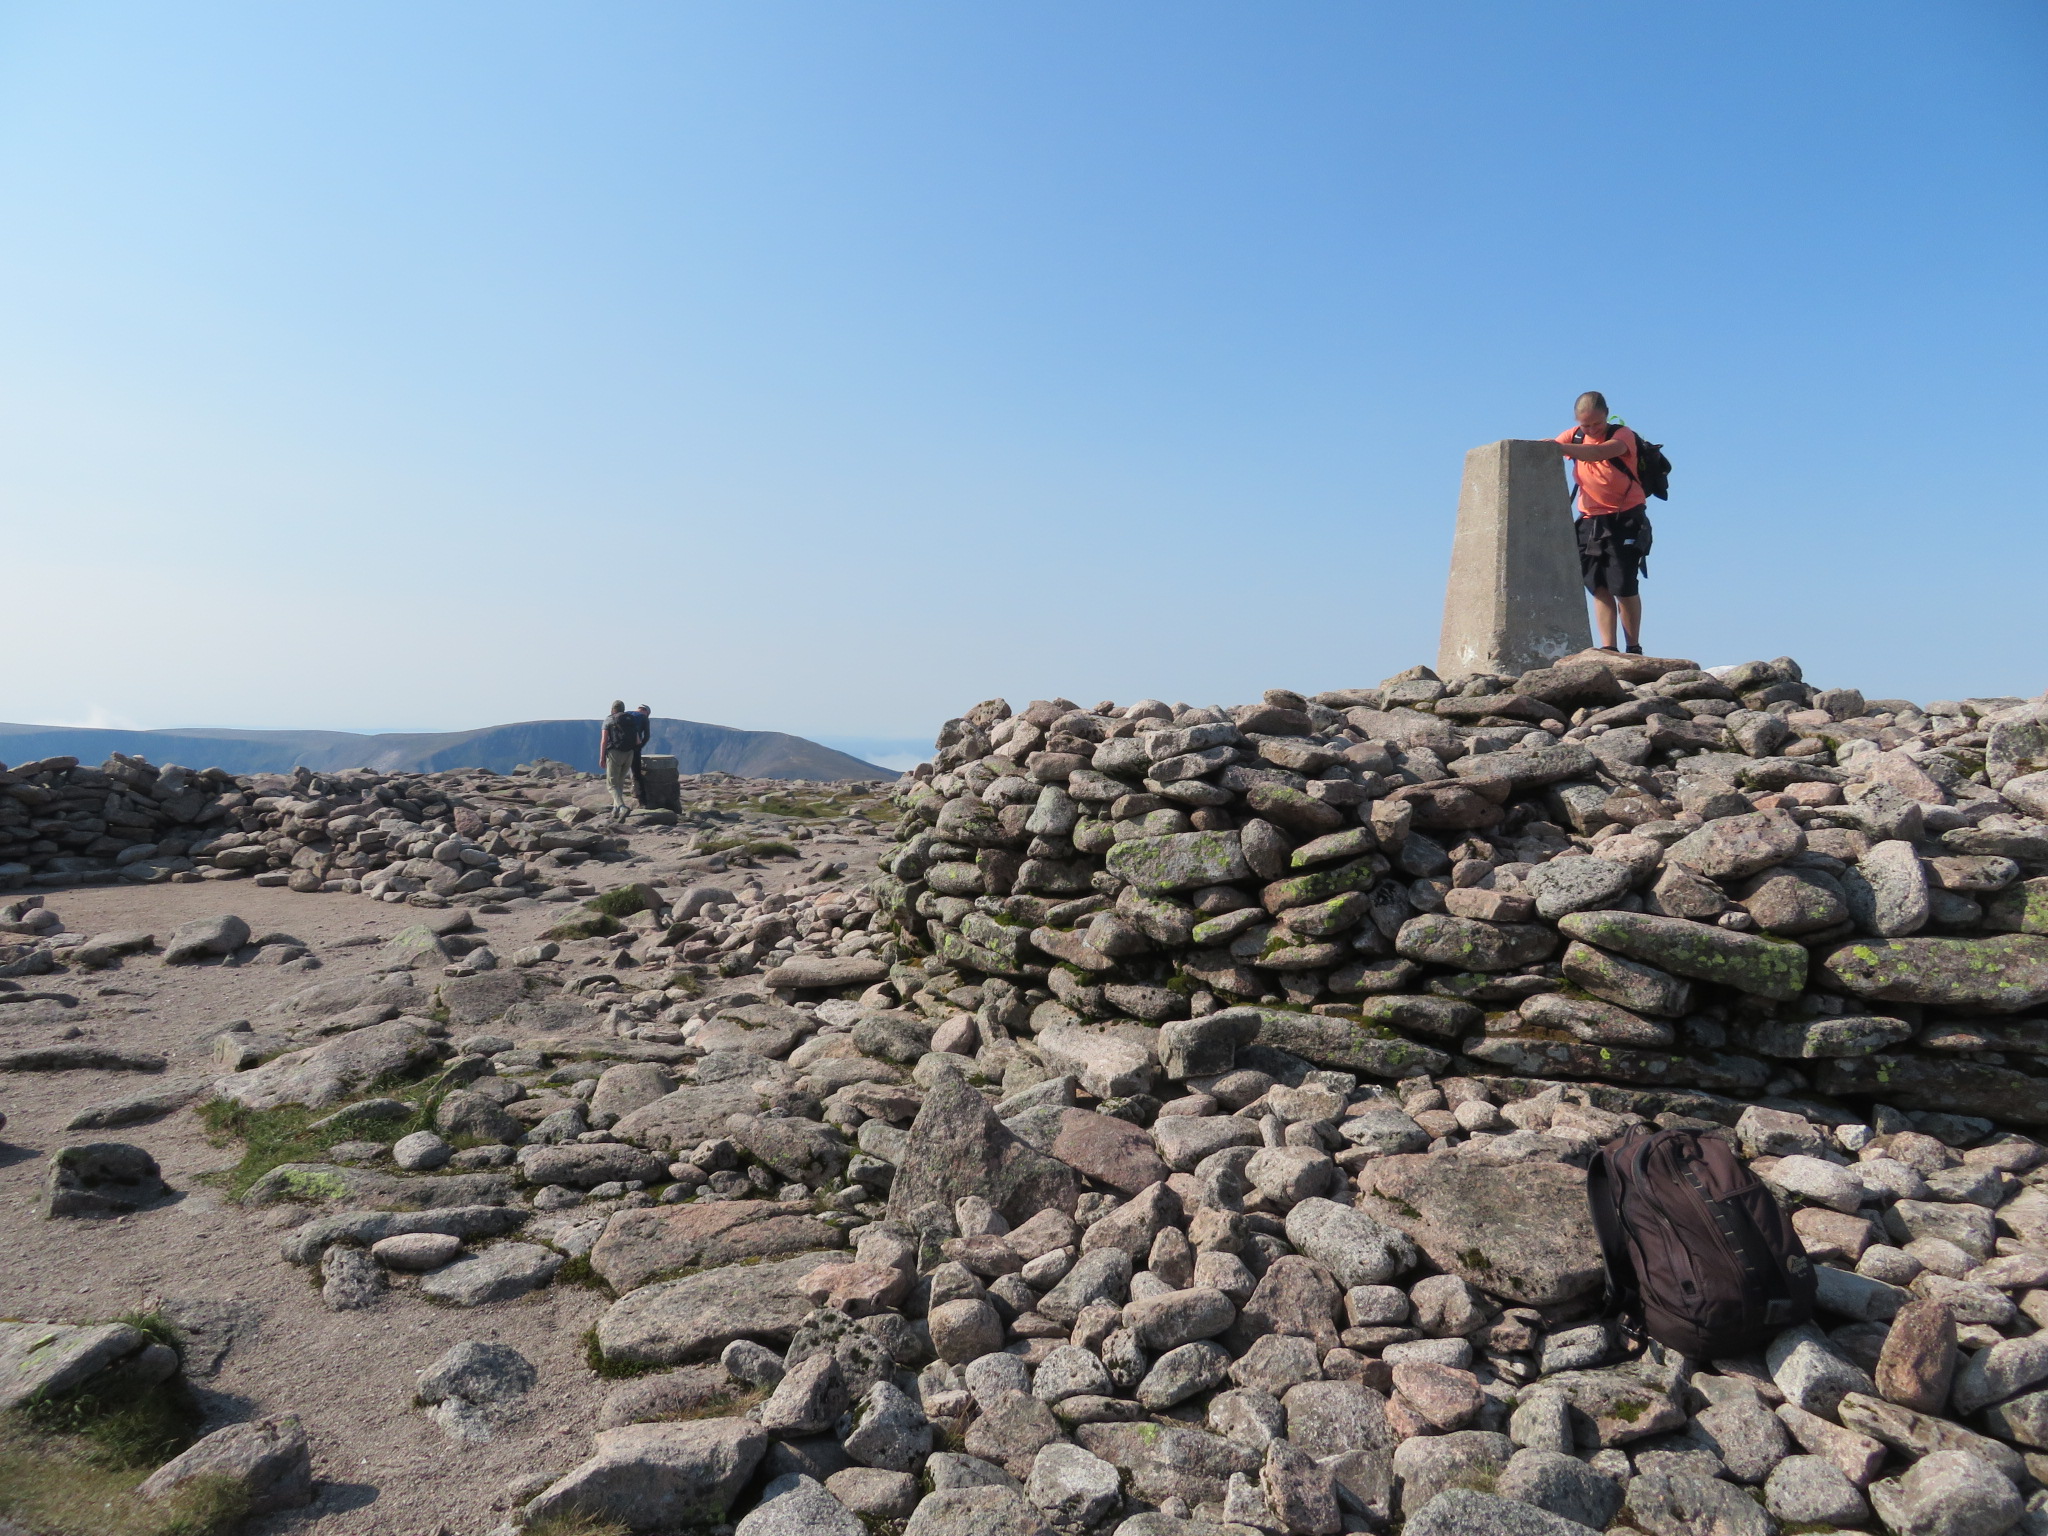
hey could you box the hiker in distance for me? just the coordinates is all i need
[1555,390,1653,655]
[598,700,650,820]
[629,702,653,803]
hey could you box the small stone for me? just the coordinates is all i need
[1032,1346,1114,1404]
[824,1467,920,1519]
[1404,1488,1605,1536]
[371,1232,462,1271]
[1764,1455,1870,1526]
[1623,1466,1774,1536]
[40,1142,167,1218]
[1498,1447,1623,1529]
[1876,1298,1958,1413]
[1136,1341,1231,1410]
[842,1382,933,1474]
[1868,1449,2024,1536]
[320,1244,384,1310]
[736,1473,863,1536]
[391,1131,453,1171]
[1026,1443,1120,1527]
[1767,1322,1876,1417]
[759,1353,848,1436]
[1691,1396,1791,1484]
[928,1299,1005,1364]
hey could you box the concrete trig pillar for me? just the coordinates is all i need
[1437,439,1591,678]
[638,754,682,811]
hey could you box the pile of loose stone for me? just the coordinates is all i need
[278,907,2048,1536]
[0,749,881,901]
[877,652,2048,1129]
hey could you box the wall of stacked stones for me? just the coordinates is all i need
[869,655,2048,1129]
[0,751,625,900]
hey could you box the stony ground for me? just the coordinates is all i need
[0,770,896,1536]
[9,655,2048,1536]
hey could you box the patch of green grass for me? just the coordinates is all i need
[0,1421,248,1536]
[585,887,654,919]
[582,1328,662,1380]
[19,1377,198,1473]
[197,1084,439,1202]
[8,1315,204,1514]
[546,913,624,941]
[522,1512,634,1536]
[552,1254,610,1293]
[657,1385,767,1423]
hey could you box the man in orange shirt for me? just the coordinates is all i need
[1555,390,1650,654]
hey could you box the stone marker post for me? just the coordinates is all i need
[638,754,682,812]
[1437,439,1591,678]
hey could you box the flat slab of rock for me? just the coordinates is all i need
[693,1003,812,1058]
[1823,934,2048,1013]
[280,1205,529,1264]
[1557,911,1807,1000]
[518,1144,667,1188]
[1250,1010,1453,1079]
[0,1320,147,1409]
[1816,1055,2048,1126]
[763,956,889,991]
[212,1019,442,1111]
[611,1081,765,1153]
[591,1201,844,1293]
[1358,1154,1603,1306]
[264,972,417,1021]
[597,1252,837,1367]
[417,1242,563,1306]
[242,1163,516,1210]
[1003,1106,1170,1195]
[525,1418,768,1531]
[63,1077,212,1130]
[0,1044,166,1073]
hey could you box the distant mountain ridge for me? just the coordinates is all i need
[0,717,890,781]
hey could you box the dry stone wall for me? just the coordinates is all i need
[871,651,2048,1130]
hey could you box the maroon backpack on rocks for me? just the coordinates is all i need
[1587,1125,1815,1359]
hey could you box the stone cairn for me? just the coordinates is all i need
[874,654,2048,1131]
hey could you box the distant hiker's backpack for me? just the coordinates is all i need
[608,712,648,751]
[1574,422,1672,501]
[1587,1125,1814,1359]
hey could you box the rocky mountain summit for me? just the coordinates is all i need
[6,649,2048,1536]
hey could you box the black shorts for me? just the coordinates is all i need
[1577,505,1652,597]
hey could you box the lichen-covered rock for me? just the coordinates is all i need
[1556,911,1807,999]
[1822,934,2048,1013]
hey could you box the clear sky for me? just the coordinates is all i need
[3,3,2043,770]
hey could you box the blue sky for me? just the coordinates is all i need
[2,3,2043,771]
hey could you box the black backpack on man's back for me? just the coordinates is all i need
[1574,422,1672,500]
[1586,1125,1814,1359]
[608,711,649,752]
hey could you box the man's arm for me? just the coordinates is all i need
[1558,435,1631,462]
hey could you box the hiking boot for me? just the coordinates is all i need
[1626,643,1644,655]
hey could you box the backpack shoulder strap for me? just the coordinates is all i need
[1585,1135,1641,1320]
